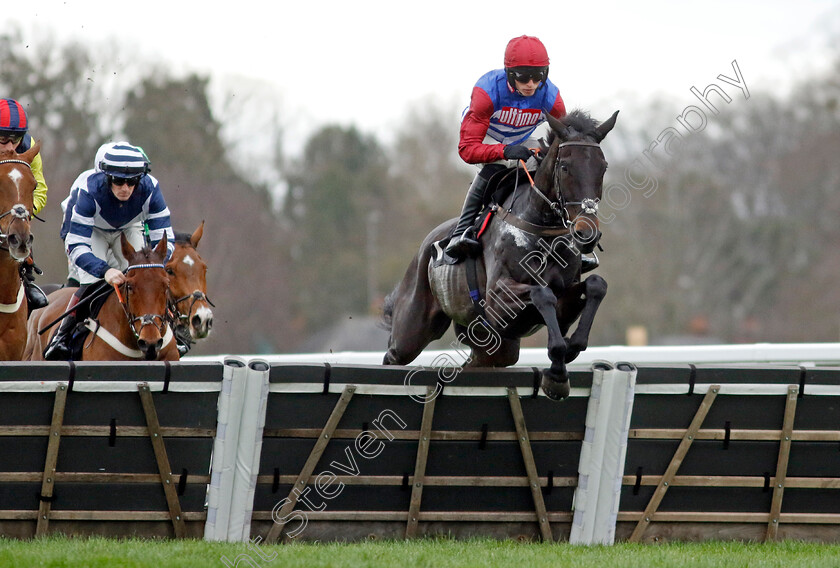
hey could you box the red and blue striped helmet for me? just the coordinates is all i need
[0,98,28,135]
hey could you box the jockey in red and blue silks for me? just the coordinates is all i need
[446,35,568,261]
[0,97,50,309]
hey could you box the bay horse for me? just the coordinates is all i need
[25,235,178,361]
[383,110,618,399]
[0,143,40,360]
[167,221,214,354]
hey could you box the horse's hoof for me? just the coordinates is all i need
[541,373,570,401]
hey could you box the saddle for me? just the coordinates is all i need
[67,281,114,359]
[432,167,527,268]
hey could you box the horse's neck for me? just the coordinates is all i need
[96,294,134,345]
[0,254,21,305]
[506,182,558,225]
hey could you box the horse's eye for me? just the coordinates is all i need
[166,267,175,276]
[559,163,570,174]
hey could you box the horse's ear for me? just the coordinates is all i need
[593,110,619,142]
[545,113,572,141]
[154,236,169,260]
[534,136,560,189]
[120,233,136,260]
[190,221,205,248]
[19,140,41,164]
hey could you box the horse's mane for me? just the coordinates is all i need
[174,232,193,245]
[545,109,600,144]
[130,245,165,264]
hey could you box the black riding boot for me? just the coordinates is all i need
[20,260,48,310]
[445,174,491,260]
[43,314,77,361]
[43,308,79,361]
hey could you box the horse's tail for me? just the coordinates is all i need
[379,287,397,332]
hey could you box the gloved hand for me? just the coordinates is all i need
[503,145,533,161]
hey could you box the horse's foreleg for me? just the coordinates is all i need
[563,274,607,363]
[529,285,570,400]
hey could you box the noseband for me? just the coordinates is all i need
[0,160,33,252]
[169,290,215,324]
[119,264,170,341]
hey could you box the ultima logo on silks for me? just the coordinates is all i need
[493,107,542,128]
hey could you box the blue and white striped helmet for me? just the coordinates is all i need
[98,142,150,178]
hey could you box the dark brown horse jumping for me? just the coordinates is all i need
[383,110,618,399]
[25,235,178,361]
[0,144,40,360]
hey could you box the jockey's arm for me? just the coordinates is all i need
[546,89,567,120]
[31,152,47,215]
[65,191,111,279]
[458,87,507,165]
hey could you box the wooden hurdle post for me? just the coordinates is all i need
[405,386,436,538]
[35,383,68,537]
[629,384,720,543]
[508,388,553,542]
[265,384,356,544]
[766,385,798,541]
[138,382,186,538]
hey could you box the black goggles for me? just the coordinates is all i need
[108,175,141,187]
[511,68,547,84]
[0,133,23,146]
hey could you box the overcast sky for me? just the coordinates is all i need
[5,1,839,146]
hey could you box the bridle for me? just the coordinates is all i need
[498,140,604,238]
[0,159,33,252]
[118,264,170,341]
[530,140,602,228]
[169,290,215,326]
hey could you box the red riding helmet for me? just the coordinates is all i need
[504,36,550,91]
[0,98,28,135]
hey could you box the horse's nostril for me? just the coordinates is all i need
[137,339,148,350]
[27,234,33,245]
[7,234,18,246]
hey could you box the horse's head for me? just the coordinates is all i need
[120,235,171,360]
[0,142,39,261]
[541,110,619,253]
[166,221,213,342]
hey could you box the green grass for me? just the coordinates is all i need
[0,537,838,568]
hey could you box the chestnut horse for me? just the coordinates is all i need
[383,110,618,400]
[25,235,178,361]
[167,221,214,354]
[0,143,40,360]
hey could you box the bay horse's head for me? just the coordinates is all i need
[0,142,39,261]
[119,235,171,360]
[167,221,213,343]
[540,110,619,254]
